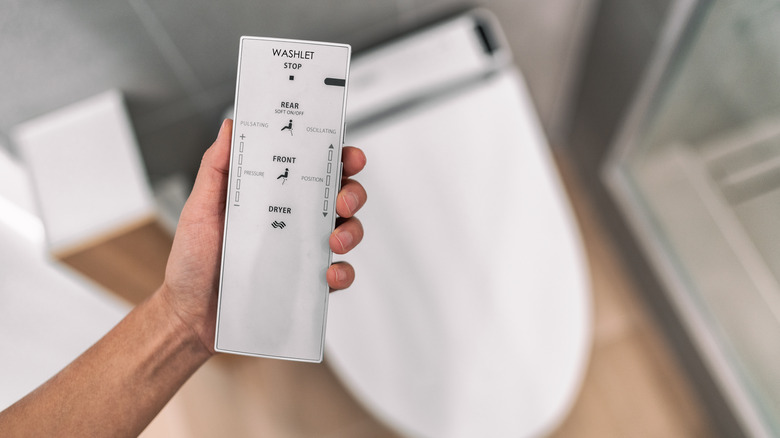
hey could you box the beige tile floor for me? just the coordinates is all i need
[140,148,715,437]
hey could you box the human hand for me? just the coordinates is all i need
[158,119,366,354]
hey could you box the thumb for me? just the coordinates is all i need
[182,119,233,222]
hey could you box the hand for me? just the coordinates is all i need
[159,119,367,354]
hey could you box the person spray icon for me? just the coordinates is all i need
[277,168,289,184]
[281,120,293,135]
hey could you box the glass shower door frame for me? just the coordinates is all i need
[603,0,776,436]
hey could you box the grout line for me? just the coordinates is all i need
[126,0,207,111]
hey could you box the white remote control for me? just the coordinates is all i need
[215,37,351,362]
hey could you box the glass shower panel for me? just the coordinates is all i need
[607,1,780,435]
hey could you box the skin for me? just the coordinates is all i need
[0,119,368,437]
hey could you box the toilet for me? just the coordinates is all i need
[326,10,591,437]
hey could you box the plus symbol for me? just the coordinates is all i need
[240,134,246,140]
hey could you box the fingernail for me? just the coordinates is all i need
[335,266,347,282]
[344,192,359,215]
[335,229,354,251]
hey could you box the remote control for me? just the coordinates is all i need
[215,37,351,362]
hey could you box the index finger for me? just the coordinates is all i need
[342,146,366,178]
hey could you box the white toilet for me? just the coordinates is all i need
[327,10,591,437]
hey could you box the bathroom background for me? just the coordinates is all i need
[2,0,776,436]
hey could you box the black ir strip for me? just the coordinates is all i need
[324,78,346,87]
[475,19,497,55]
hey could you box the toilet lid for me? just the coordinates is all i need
[327,70,591,437]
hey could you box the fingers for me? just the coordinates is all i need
[327,218,361,290]
[330,217,363,254]
[336,146,367,218]
[329,147,366,291]
[341,146,366,178]
[336,179,366,218]
[327,262,355,291]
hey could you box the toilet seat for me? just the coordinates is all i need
[327,70,591,437]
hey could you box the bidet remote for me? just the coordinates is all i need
[215,37,351,362]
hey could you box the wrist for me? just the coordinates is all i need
[152,285,215,360]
